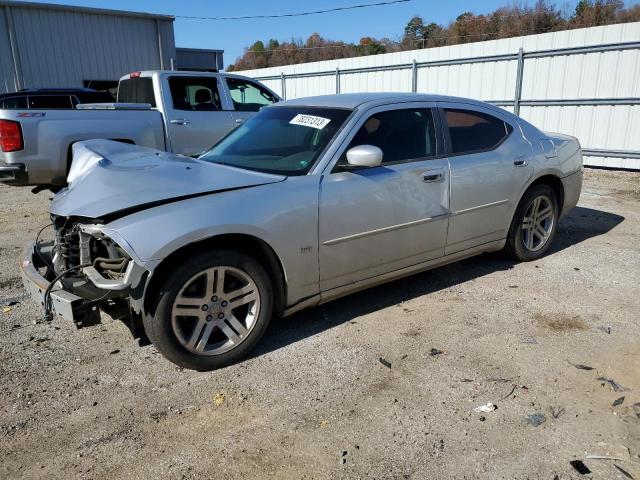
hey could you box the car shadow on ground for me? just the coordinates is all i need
[250,206,624,359]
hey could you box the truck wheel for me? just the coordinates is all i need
[505,184,559,262]
[144,250,273,371]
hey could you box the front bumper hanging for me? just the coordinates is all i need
[20,241,102,328]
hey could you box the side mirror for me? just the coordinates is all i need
[345,145,383,168]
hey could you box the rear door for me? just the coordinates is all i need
[163,75,234,155]
[224,77,279,127]
[439,103,534,254]
[318,103,450,291]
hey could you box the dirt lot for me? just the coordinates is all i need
[0,169,639,479]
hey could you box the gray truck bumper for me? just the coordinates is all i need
[20,242,101,327]
[0,163,27,185]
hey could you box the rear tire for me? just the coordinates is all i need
[143,250,273,371]
[505,184,558,261]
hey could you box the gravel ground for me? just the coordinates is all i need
[0,169,639,480]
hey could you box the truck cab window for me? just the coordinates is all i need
[28,95,73,109]
[226,78,277,112]
[168,77,222,111]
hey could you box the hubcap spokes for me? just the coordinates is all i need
[521,195,554,252]
[171,266,260,356]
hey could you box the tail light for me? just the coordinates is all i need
[0,120,23,152]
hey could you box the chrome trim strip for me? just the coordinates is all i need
[323,213,449,246]
[452,199,510,216]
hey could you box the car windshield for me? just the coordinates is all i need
[198,106,352,175]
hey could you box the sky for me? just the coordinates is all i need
[14,0,609,67]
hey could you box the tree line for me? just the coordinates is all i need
[227,0,640,71]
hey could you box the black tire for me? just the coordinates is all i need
[505,184,559,261]
[143,250,273,371]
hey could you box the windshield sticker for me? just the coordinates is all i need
[289,114,331,130]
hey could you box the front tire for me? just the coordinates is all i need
[505,184,558,261]
[144,250,273,371]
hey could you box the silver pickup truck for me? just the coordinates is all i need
[0,71,280,187]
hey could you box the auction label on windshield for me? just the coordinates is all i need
[289,114,331,130]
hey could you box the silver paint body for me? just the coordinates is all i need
[0,71,279,185]
[48,93,583,313]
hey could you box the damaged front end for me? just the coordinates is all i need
[21,215,148,328]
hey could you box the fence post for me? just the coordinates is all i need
[514,47,524,116]
[411,59,417,93]
[280,73,286,100]
[335,67,340,94]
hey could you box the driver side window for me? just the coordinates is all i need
[339,108,436,166]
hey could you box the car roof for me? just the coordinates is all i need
[274,92,498,111]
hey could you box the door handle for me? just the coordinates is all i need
[234,118,244,124]
[170,119,191,125]
[514,155,528,167]
[422,172,444,183]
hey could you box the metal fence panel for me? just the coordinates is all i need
[242,22,640,169]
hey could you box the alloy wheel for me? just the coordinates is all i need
[171,266,260,356]
[521,195,555,252]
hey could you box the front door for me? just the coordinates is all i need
[164,75,234,156]
[318,104,451,292]
[439,103,534,254]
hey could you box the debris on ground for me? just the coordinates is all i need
[213,393,225,406]
[569,460,591,475]
[612,396,625,406]
[378,357,391,369]
[3,300,19,307]
[585,455,625,461]
[597,377,627,392]
[599,325,612,334]
[473,402,497,413]
[500,384,518,400]
[550,406,565,419]
[521,336,538,344]
[524,413,546,427]
[2,307,11,314]
[613,464,634,479]
[567,360,594,370]
[429,348,444,356]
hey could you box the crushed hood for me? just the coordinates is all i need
[51,140,286,219]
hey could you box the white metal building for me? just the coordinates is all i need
[0,1,224,94]
[241,22,640,170]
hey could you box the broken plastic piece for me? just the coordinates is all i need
[569,460,591,475]
[473,402,497,413]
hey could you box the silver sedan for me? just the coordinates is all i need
[22,93,583,370]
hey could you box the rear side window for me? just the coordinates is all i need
[444,108,512,154]
[117,78,156,107]
[28,95,73,109]
[168,76,221,111]
[1,96,28,109]
[226,78,277,112]
[344,108,436,164]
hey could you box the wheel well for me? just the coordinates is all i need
[143,234,287,317]
[527,175,565,215]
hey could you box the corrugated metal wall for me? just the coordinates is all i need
[242,22,640,169]
[0,2,175,94]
